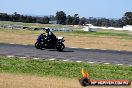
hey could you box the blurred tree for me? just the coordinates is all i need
[122,12,132,25]
[42,16,49,24]
[12,12,21,22]
[79,17,87,25]
[56,11,66,24]
[66,15,73,25]
[72,14,80,25]
[0,13,10,21]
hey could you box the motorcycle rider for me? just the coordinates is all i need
[44,28,56,47]
[39,33,46,40]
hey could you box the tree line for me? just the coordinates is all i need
[0,12,50,24]
[0,11,132,27]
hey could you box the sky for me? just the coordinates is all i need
[0,0,132,18]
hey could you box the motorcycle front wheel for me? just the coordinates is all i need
[35,42,40,49]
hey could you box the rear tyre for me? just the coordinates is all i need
[56,42,65,52]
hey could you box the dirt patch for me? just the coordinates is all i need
[65,35,132,51]
[0,73,131,88]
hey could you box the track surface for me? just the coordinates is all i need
[0,43,132,65]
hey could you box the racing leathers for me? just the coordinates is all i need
[45,31,56,47]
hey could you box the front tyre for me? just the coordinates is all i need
[35,42,40,49]
[56,42,65,52]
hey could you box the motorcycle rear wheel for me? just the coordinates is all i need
[56,42,65,52]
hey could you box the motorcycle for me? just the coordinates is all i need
[35,33,65,51]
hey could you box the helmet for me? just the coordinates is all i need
[44,28,50,32]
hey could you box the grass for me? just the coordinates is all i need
[0,73,83,88]
[63,30,132,37]
[0,56,132,80]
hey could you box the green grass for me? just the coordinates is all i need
[66,30,132,37]
[0,56,132,80]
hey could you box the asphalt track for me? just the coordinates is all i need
[0,43,132,65]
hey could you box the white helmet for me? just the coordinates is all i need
[44,28,50,32]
